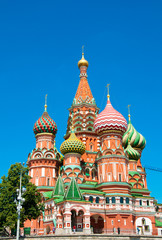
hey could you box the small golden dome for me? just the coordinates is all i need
[60,130,85,155]
[78,53,89,68]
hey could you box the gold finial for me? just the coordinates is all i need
[82,45,84,56]
[44,94,47,112]
[106,84,110,100]
[78,46,89,68]
[127,105,131,121]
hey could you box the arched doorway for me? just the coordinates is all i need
[77,210,84,232]
[71,209,84,232]
[90,215,104,233]
[71,210,76,230]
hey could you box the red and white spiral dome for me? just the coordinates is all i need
[94,99,127,135]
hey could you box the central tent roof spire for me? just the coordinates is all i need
[73,47,95,105]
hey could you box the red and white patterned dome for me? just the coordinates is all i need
[94,99,127,135]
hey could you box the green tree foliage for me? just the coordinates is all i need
[0,163,43,234]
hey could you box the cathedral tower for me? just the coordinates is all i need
[94,89,130,194]
[64,49,99,182]
[27,97,61,192]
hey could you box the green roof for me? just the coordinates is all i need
[97,182,131,187]
[105,193,131,197]
[131,188,150,193]
[42,191,53,199]
[54,196,64,204]
[84,181,97,185]
[80,189,104,195]
[65,176,82,201]
[53,175,65,197]
[155,219,162,227]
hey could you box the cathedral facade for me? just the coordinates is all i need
[25,52,162,236]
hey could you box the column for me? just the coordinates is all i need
[83,213,91,234]
[63,212,72,234]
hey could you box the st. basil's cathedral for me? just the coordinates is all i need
[24,51,162,236]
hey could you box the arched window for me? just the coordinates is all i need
[76,127,81,131]
[126,197,129,204]
[92,169,95,180]
[106,197,109,204]
[147,200,149,206]
[112,197,116,204]
[119,174,122,182]
[96,197,99,203]
[100,175,102,182]
[120,197,124,204]
[90,144,93,151]
[47,178,50,186]
[85,168,90,177]
[89,196,93,203]
[139,200,142,206]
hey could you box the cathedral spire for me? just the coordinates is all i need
[73,48,95,105]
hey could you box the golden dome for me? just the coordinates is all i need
[60,130,85,155]
[78,53,89,68]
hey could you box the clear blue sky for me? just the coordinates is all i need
[0,0,162,202]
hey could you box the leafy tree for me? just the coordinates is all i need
[0,163,43,235]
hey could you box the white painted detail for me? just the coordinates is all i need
[36,177,39,186]
[31,169,33,178]
[42,168,45,177]
[53,168,55,177]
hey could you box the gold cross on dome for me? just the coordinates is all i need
[106,84,110,100]
[44,94,47,111]
[127,105,131,121]
[82,45,84,56]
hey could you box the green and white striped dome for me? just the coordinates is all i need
[125,141,140,160]
[122,116,146,150]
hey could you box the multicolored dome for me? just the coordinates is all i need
[33,111,57,135]
[60,130,85,155]
[122,116,146,150]
[94,99,127,135]
[125,141,140,160]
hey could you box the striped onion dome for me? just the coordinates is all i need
[94,99,127,135]
[122,117,146,150]
[60,130,85,155]
[125,141,140,160]
[33,111,57,135]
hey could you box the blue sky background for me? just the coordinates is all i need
[0,0,162,202]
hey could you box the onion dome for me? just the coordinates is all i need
[78,52,89,68]
[125,141,140,160]
[94,98,127,135]
[60,129,85,155]
[33,97,57,135]
[122,115,146,150]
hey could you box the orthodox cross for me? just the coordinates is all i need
[44,94,47,112]
[106,84,110,100]
[127,104,131,121]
